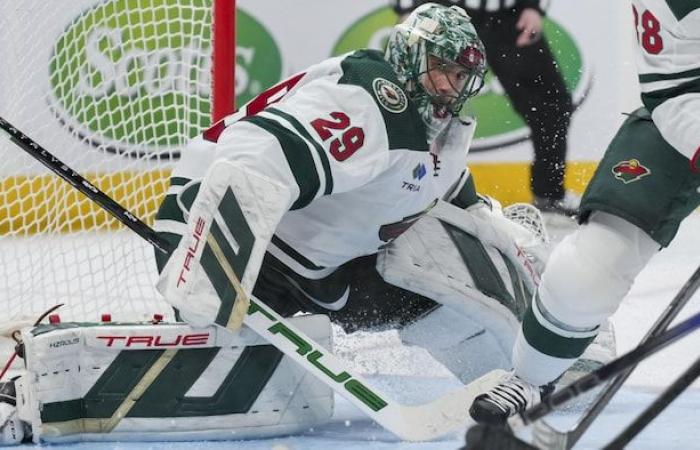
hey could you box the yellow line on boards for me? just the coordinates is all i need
[469,161,599,205]
[7,161,694,237]
[0,169,171,234]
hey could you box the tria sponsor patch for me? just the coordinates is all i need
[612,158,651,184]
[372,78,408,113]
[413,163,427,180]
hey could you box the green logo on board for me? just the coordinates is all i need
[49,0,281,157]
[333,7,589,151]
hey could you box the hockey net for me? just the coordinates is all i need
[503,203,550,246]
[0,0,235,324]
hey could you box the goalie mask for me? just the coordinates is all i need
[386,3,486,142]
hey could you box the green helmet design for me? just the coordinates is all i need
[385,3,486,118]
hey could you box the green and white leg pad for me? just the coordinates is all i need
[377,201,541,383]
[378,201,615,386]
[11,316,332,443]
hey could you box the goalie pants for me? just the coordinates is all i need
[253,250,437,331]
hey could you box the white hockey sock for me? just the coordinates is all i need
[512,294,598,386]
[513,212,658,386]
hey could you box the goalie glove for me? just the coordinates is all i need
[0,381,28,445]
[436,197,550,290]
[466,195,547,251]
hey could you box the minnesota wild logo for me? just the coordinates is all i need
[612,159,651,184]
[373,78,408,113]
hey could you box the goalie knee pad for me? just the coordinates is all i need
[10,316,332,443]
[378,201,540,357]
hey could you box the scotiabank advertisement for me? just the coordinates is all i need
[0,0,641,204]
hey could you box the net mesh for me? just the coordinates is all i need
[0,0,219,323]
[503,203,550,246]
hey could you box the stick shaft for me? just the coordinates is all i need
[602,355,700,450]
[522,303,700,423]
[0,116,170,254]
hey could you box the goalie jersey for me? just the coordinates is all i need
[157,50,475,275]
[633,0,700,166]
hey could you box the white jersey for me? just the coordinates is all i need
[632,0,700,163]
[166,50,474,274]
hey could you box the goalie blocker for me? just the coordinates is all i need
[0,317,332,444]
[156,157,294,330]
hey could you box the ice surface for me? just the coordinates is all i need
[6,214,700,449]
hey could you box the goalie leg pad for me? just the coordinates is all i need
[378,202,540,367]
[157,159,293,329]
[15,316,332,443]
[382,201,613,385]
[399,306,511,384]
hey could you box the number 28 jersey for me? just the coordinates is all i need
[171,50,475,271]
[632,0,700,166]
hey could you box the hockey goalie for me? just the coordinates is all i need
[0,4,614,444]
[0,194,616,445]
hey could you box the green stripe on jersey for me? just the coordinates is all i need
[242,116,321,210]
[271,235,326,270]
[169,177,190,187]
[666,0,700,20]
[639,67,700,83]
[266,107,333,195]
[641,76,700,111]
[339,50,429,152]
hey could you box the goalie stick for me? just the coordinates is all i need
[531,262,700,449]
[0,115,497,442]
